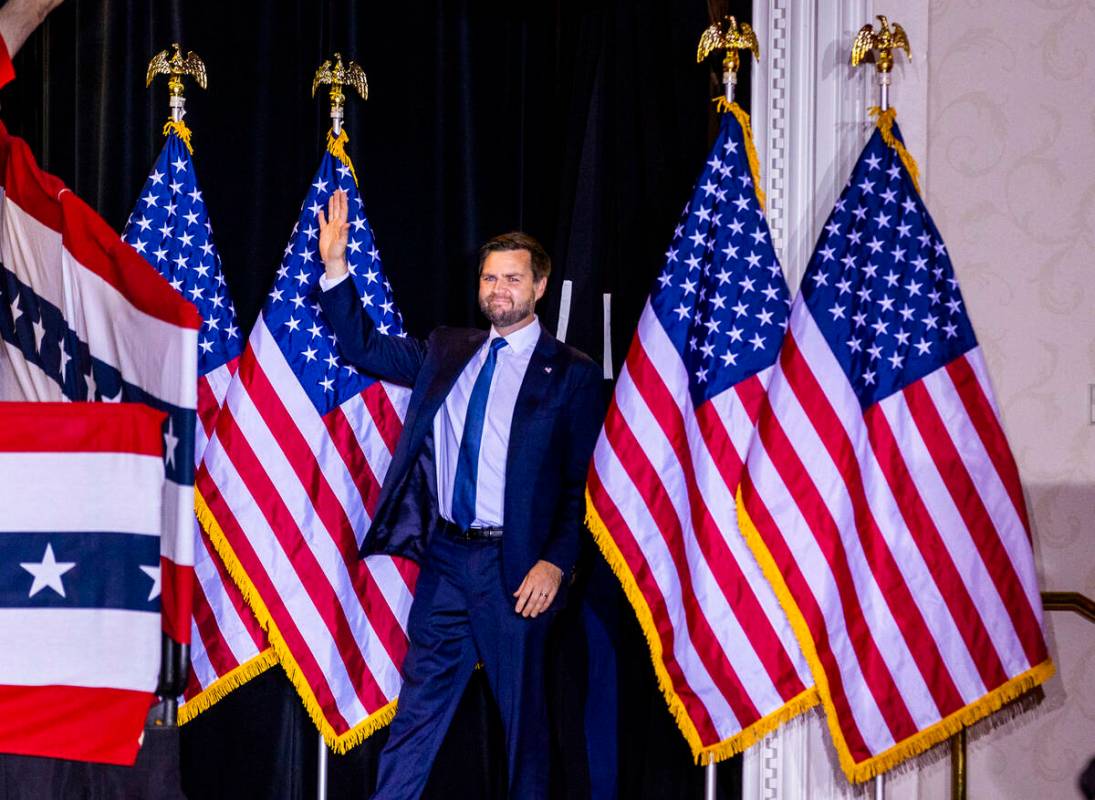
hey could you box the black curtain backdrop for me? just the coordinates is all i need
[0,1,752,797]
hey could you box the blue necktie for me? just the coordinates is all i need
[451,337,508,529]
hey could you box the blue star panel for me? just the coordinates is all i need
[261,151,403,415]
[122,132,243,376]
[649,111,791,407]
[800,123,977,409]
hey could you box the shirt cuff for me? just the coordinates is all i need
[318,271,350,292]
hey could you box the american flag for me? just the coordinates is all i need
[121,126,274,720]
[586,106,815,762]
[738,113,1054,782]
[0,121,200,648]
[0,402,166,765]
[195,133,416,750]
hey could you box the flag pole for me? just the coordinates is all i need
[145,41,208,726]
[693,17,760,798]
[309,52,367,800]
[851,18,912,797]
[317,734,329,800]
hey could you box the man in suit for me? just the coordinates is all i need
[316,189,603,799]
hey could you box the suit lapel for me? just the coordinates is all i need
[414,329,486,438]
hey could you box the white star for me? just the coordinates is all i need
[674,303,690,320]
[888,352,905,369]
[864,154,882,171]
[320,375,335,392]
[140,564,161,600]
[858,178,875,195]
[874,211,891,228]
[32,318,46,352]
[136,216,152,232]
[862,369,876,385]
[829,303,845,320]
[313,178,329,193]
[880,188,897,205]
[142,191,159,207]
[163,417,179,469]
[866,238,884,254]
[149,169,165,185]
[914,339,932,356]
[199,338,213,354]
[749,333,766,350]
[172,157,188,172]
[720,350,737,367]
[21,543,76,597]
[301,346,318,362]
[285,317,301,332]
[819,246,835,262]
[681,278,697,295]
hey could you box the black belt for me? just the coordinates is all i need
[442,520,504,541]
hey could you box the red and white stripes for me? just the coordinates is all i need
[196,316,415,748]
[739,303,1051,778]
[587,302,815,761]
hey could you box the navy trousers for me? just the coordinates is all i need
[372,533,553,800]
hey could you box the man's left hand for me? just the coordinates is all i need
[513,560,563,618]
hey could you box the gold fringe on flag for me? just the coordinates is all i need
[868,106,921,194]
[714,98,766,211]
[735,486,1054,782]
[585,490,818,765]
[194,488,398,752]
[163,119,194,154]
[177,648,279,725]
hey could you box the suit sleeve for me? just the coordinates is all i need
[541,360,604,577]
[316,276,428,387]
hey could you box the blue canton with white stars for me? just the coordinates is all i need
[651,112,791,407]
[122,133,242,375]
[800,122,976,409]
[262,150,403,415]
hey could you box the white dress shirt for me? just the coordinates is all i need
[321,271,540,527]
[434,317,540,527]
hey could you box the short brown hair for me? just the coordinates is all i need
[478,232,551,283]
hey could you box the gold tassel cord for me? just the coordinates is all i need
[585,490,818,765]
[714,99,766,211]
[163,119,194,155]
[326,128,358,185]
[868,106,921,194]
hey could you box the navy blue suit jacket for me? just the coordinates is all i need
[318,278,603,595]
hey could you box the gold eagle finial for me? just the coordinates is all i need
[146,43,207,97]
[696,15,760,75]
[851,15,911,74]
[312,52,368,109]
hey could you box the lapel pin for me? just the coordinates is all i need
[544,366,552,374]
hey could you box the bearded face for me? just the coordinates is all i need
[477,250,546,331]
